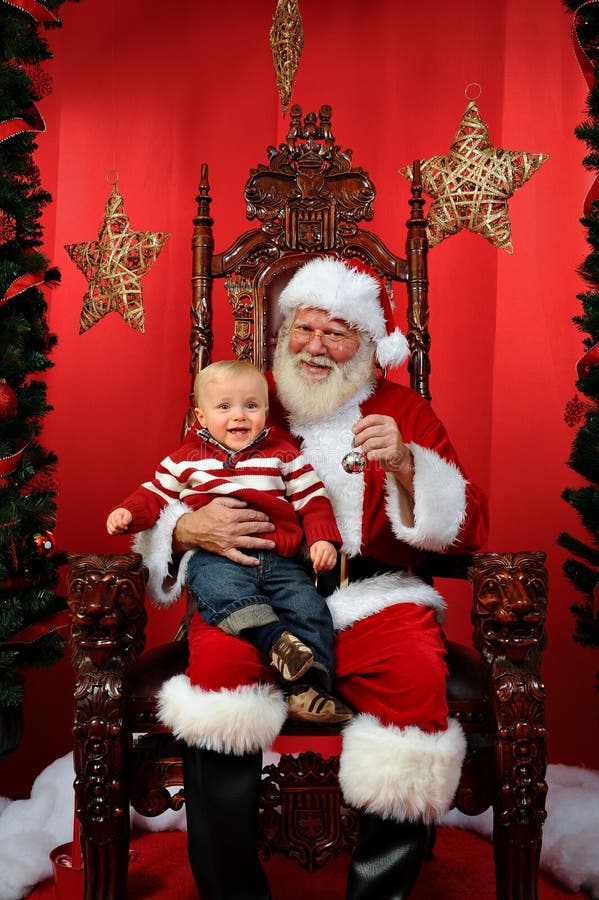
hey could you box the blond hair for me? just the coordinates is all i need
[193,360,268,406]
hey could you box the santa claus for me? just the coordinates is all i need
[135,256,488,899]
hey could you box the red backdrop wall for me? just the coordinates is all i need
[2,0,598,798]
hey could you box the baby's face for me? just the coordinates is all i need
[195,370,268,452]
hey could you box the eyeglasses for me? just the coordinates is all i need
[290,324,357,348]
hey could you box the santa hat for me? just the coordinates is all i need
[277,256,409,368]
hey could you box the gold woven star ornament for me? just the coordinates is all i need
[400,101,548,253]
[65,185,169,333]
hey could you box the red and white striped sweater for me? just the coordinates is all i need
[114,424,342,558]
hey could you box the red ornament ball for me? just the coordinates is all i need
[32,531,54,556]
[0,381,18,421]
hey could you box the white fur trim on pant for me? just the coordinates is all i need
[157,674,287,755]
[339,714,466,824]
[326,571,445,632]
[385,443,467,551]
[132,501,192,606]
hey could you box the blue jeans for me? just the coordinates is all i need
[186,549,335,684]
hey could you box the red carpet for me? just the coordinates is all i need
[28,827,590,899]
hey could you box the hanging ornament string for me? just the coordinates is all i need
[270,0,304,115]
[399,86,548,253]
[110,0,118,179]
[465,81,482,102]
[64,3,170,335]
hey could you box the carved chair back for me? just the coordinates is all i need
[67,105,549,900]
[186,103,430,425]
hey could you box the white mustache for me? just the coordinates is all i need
[295,352,335,369]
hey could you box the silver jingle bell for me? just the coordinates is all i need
[341,450,366,474]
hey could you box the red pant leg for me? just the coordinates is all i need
[159,613,284,754]
[335,605,465,822]
[186,612,275,691]
[333,603,448,733]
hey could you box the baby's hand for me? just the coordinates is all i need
[310,540,337,573]
[107,508,133,535]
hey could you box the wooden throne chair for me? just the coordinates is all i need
[67,104,549,900]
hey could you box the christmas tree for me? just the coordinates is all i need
[0,1,70,752]
[559,1,599,668]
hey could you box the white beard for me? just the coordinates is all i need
[272,328,377,555]
[272,328,377,426]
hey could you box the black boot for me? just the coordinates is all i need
[346,812,430,900]
[181,744,271,900]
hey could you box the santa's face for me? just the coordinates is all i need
[273,307,376,422]
[287,308,362,377]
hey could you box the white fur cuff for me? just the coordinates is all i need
[385,444,467,551]
[157,674,287,755]
[132,501,192,606]
[339,714,466,823]
[326,571,445,632]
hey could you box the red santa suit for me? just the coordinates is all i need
[140,372,488,825]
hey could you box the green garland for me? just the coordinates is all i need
[559,1,599,663]
[0,1,73,715]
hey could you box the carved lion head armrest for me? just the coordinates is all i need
[468,551,548,667]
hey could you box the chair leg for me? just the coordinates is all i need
[492,819,544,900]
[489,665,548,900]
[182,745,272,900]
[80,836,129,900]
[346,812,429,900]
[68,552,148,900]
[468,551,549,900]
[72,702,132,900]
